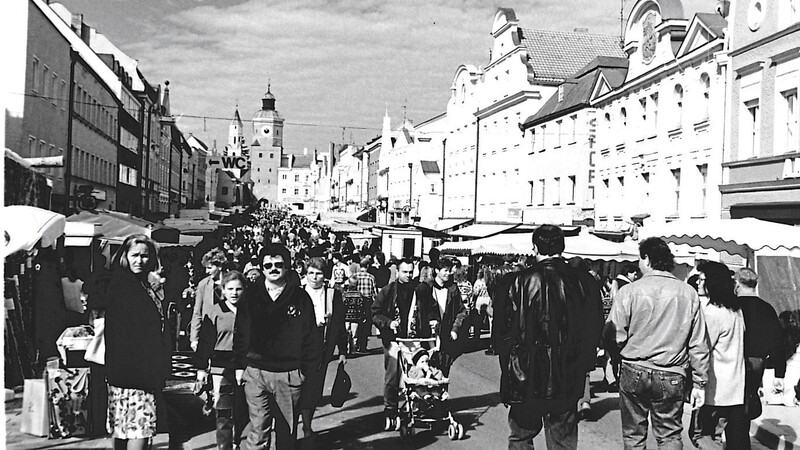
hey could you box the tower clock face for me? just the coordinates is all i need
[260,126,271,137]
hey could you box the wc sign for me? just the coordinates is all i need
[208,156,250,171]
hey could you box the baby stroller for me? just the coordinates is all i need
[393,337,464,441]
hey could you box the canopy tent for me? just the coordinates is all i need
[162,217,230,235]
[437,231,640,262]
[449,223,520,239]
[64,221,101,247]
[416,218,473,233]
[1,206,66,257]
[640,218,800,260]
[66,210,202,247]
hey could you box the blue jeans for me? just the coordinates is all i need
[508,404,578,450]
[242,366,304,450]
[619,362,685,450]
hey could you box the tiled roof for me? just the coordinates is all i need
[420,160,440,174]
[523,56,628,127]
[519,28,624,81]
[695,13,727,38]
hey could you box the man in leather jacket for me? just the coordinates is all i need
[493,225,604,450]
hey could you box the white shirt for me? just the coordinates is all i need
[265,280,285,301]
[305,284,327,327]
[433,285,448,318]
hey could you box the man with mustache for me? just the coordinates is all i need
[234,243,319,450]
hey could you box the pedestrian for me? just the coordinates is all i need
[473,267,494,354]
[243,260,261,286]
[427,258,468,377]
[190,248,228,352]
[734,268,787,431]
[299,257,347,447]
[690,261,747,448]
[331,252,348,290]
[355,256,378,354]
[368,252,391,289]
[195,270,249,450]
[608,237,709,450]
[372,258,438,429]
[99,234,172,450]
[610,263,638,298]
[234,243,319,450]
[493,225,603,450]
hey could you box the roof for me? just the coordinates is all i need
[416,218,472,233]
[450,223,520,239]
[524,56,628,127]
[279,154,314,169]
[231,108,243,126]
[420,160,440,174]
[695,13,727,38]
[519,28,625,82]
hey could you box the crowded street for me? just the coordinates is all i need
[6,0,800,449]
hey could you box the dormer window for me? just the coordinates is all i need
[558,85,564,102]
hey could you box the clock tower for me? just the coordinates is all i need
[250,84,283,204]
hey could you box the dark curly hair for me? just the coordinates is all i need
[638,237,675,272]
[697,261,740,311]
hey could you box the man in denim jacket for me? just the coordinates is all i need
[608,237,709,449]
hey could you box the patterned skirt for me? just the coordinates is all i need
[107,385,158,439]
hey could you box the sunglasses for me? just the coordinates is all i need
[263,262,286,270]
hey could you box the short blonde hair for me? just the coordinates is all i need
[112,234,159,274]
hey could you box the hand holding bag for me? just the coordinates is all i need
[83,318,105,365]
[330,361,352,408]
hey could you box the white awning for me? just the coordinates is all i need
[416,218,472,233]
[2,206,66,257]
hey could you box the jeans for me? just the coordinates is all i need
[619,362,685,450]
[508,404,578,450]
[356,298,374,350]
[242,366,304,450]
[690,404,749,450]
[383,341,400,412]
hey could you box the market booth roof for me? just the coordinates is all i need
[67,210,201,247]
[2,206,66,257]
[640,218,800,258]
[449,223,520,239]
[438,231,640,262]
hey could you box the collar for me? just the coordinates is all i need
[641,270,677,280]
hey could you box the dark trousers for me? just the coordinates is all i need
[356,298,373,350]
[508,404,578,450]
[618,362,685,450]
[690,404,749,450]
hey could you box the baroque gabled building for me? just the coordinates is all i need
[591,0,728,238]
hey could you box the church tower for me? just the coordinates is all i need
[226,107,244,156]
[250,84,283,204]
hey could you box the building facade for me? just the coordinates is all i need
[250,86,283,205]
[442,8,624,223]
[522,56,629,226]
[591,0,728,237]
[278,152,314,210]
[720,0,800,224]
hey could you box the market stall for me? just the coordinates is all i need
[640,218,800,313]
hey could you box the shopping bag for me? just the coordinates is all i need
[20,379,50,437]
[46,367,90,438]
[84,318,105,365]
[329,361,351,408]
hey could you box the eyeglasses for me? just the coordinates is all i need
[263,262,286,270]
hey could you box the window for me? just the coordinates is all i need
[556,120,562,147]
[540,125,547,150]
[604,112,612,141]
[259,153,263,158]
[282,174,287,180]
[640,97,648,125]
[617,176,625,203]
[651,93,659,130]
[567,176,576,204]
[31,57,40,92]
[305,188,309,195]
[697,164,708,212]
[700,73,711,119]
[641,172,651,201]
[553,177,561,205]
[781,89,798,154]
[460,84,466,104]
[42,66,50,98]
[294,188,299,195]
[529,181,535,204]
[294,174,299,182]
[28,136,35,157]
[538,179,546,205]
[742,99,761,158]
[674,85,684,127]
[270,153,274,159]
[558,85,564,102]
[620,107,627,127]
[281,188,287,194]
[222,187,228,195]
[50,73,58,105]
[671,168,681,212]
[570,115,577,143]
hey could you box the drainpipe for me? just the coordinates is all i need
[64,50,77,214]
[473,116,480,220]
[441,138,446,219]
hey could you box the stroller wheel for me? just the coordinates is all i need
[456,423,465,440]
[399,422,415,440]
[394,416,402,431]
[384,416,393,432]
[447,424,457,440]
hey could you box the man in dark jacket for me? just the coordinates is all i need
[371,258,437,427]
[493,225,604,450]
[426,257,468,376]
[234,243,319,450]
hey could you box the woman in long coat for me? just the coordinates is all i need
[98,234,172,450]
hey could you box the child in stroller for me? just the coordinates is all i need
[393,338,464,441]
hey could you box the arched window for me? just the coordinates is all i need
[461,84,466,104]
[620,107,628,127]
[674,84,684,126]
[700,73,711,118]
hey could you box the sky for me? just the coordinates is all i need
[55,0,713,155]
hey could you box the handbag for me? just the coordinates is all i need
[501,278,528,404]
[743,357,764,420]
[330,361,352,408]
[83,318,105,365]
